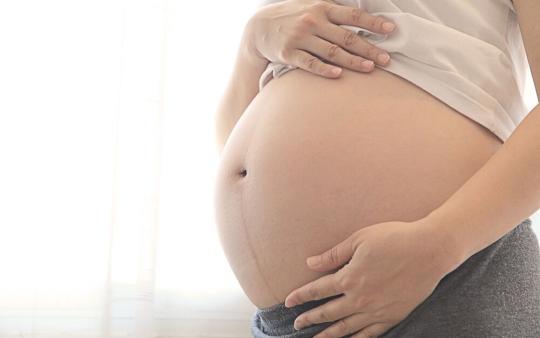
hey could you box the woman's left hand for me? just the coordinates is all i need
[284,218,458,338]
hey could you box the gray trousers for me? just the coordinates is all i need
[251,218,540,338]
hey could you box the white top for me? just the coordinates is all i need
[257,0,533,142]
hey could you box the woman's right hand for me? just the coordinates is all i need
[246,0,396,78]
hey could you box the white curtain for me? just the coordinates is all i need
[0,1,539,338]
[0,0,259,337]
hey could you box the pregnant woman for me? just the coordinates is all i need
[213,0,540,337]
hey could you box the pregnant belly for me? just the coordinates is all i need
[213,66,502,309]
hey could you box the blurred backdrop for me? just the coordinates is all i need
[0,0,538,337]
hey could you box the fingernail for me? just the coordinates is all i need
[331,67,342,76]
[378,53,390,64]
[307,256,320,267]
[362,60,374,68]
[383,22,395,32]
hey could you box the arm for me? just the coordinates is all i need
[423,0,540,270]
[214,0,289,154]
[214,18,270,155]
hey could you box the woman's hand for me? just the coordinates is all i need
[246,0,396,78]
[284,219,456,338]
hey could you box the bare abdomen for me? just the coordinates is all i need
[213,67,503,309]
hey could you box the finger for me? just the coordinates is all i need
[350,322,389,338]
[287,49,343,78]
[284,272,343,308]
[312,312,373,338]
[298,35,375,73]
[314,22,391,66]
[293,294,355,331]
[305,234,356,271]
[325,4,396,35]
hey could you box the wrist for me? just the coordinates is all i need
[415,211,469,277]
[239,16,270,69]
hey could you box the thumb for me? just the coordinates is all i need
[306,235,355,271]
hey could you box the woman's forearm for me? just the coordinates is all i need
[214,19,269,155]
[423,103,540,271]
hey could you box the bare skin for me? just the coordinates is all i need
[213,65,503,309]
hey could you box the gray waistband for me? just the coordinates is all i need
[251,294,347,337]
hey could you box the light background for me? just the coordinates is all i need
[0,0,538,337]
